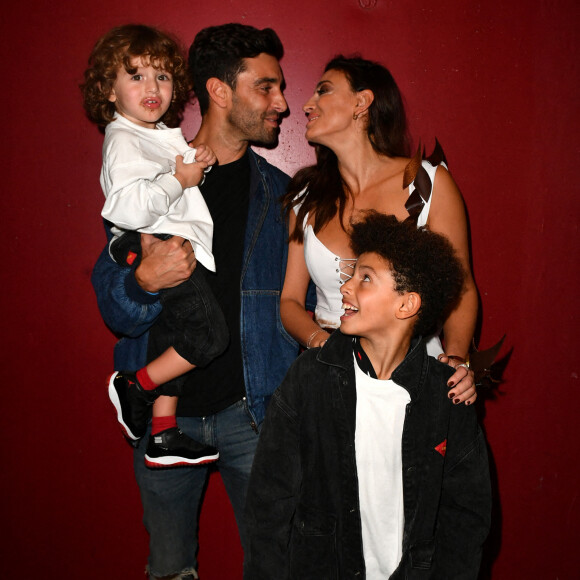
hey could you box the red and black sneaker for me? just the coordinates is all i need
[107,371,157,441]
[144,427,219,468]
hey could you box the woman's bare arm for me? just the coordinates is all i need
[428,167,478,403]
[280,211,330,349]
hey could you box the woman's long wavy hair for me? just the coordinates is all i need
[282,55,410,242]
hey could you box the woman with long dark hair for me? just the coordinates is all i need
[280,55,477,401]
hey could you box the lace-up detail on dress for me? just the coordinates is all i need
[302,224,357,329]
[336,257,357,284]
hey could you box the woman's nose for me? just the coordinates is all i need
[303,95,315,113]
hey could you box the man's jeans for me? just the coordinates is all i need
[134,398,259,579]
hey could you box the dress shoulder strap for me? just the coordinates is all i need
[403,139,448,225]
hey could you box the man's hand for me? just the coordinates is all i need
[135,234,196,293]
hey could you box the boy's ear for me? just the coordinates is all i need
[395,292,421,321]
[206,77,231,109]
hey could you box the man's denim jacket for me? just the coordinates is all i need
[91,149,301,426]
[244,331,491,579]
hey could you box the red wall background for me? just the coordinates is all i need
[2,1,578,578]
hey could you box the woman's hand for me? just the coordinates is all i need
[439,353,477,405]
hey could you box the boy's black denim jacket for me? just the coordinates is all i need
[244,331,491,579]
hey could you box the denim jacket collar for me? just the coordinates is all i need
[242,150,269,282]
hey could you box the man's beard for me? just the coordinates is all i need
[228,100,280,147]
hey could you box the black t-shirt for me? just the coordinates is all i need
[176,152,251,416]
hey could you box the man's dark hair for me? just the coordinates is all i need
[350,212,465,337]
[188,23,284,115]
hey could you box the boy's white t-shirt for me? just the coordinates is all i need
[354,357,410,578]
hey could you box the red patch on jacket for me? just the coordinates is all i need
[126,251,138,265]
[434,439,447,457]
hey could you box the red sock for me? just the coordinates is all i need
[136,367,158,391]
[152,415,178,435]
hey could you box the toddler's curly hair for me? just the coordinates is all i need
[81,24,189,129]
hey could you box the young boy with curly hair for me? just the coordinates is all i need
[244,212,491,579]
[82,24,229,467]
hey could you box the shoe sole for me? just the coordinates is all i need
[107,372,140,441]
[144,452,219,468]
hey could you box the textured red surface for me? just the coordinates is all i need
[3,1,578,578]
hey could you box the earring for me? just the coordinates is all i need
[353,112,359,120]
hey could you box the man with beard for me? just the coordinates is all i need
[91,23,301,580]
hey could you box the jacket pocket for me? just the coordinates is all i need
[391,538,437,580]
[409,535,436,570]
[290,507,338,580]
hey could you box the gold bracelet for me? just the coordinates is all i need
[306,329,324,349]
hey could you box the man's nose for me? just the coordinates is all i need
[272,89,288,113]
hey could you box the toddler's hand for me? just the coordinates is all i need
[174,155,205,189]
[192,144,217,169]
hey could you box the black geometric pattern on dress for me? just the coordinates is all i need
[403,139,448,225]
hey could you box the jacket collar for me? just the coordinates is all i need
[248,148,267,193]
[243,149,269,275]
[317,331,429,401]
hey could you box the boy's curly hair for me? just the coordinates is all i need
[81,24,190,129]
[350,212,465,337]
